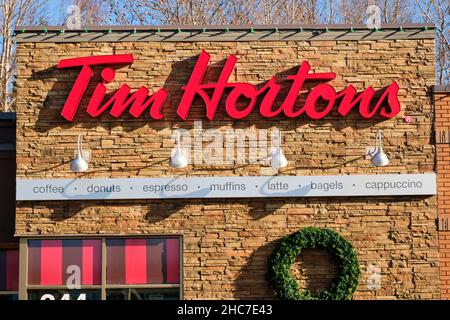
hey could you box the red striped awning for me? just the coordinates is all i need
[106,238,180,285]
[28,239,101,286]
[27,238,180,286]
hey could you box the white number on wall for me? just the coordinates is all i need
[40,293,86,300]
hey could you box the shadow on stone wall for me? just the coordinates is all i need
[20,198,288,223]
[16,195,432,227]
[234,239,277,299]
[31,53,390,134]
[233,238,340,299]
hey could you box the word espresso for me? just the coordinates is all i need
[57,51,401,122]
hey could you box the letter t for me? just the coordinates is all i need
[57,55,134,121]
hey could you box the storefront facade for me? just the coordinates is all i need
[11,24,441,300]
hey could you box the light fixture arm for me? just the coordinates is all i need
[77,134,84,159]
[371,129,389,167]
[269,129,288,169]
[277,131,282,162]
[377,129,383,152]
[374,130,379,151]
[278,130,282,148]
[177,131,182,153]
[70,133,89,172]
[169,130,188,169]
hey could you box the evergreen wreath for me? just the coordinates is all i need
[268,227,360,300]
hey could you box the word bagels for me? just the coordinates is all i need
[57,50,401,122]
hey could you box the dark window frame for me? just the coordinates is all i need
[0,247,19,298]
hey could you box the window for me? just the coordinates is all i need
[105,238,180,300]
[28,239,102,286]
[27,239,102,300]
[24,237,182,300]
[0,249,19,300]
[106,238,180,285]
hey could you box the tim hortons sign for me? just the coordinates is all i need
[57,50,401,121]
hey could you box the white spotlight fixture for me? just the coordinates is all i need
[270,130,288,169]
[371,129,389,167]
[70,134,89,173]
[170,131,188,169]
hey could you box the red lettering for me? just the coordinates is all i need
[259,78,282,117]
[336,85,373,116]
[336,82,400,119]
[379,82,401,118]
[57,55,134,121]
[303,84,337,119]
[58,54,167,120]
[225,83,258,119]
[93,85,166,119]
[87,67,116,117]
[177,50,236,120]
[58,52,401,122]
[281,62,336,118]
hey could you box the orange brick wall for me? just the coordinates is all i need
[435,90,450,299]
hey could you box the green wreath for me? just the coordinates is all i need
[268,227,360,300]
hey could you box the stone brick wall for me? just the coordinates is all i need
[15,38,438,299]
[435,88,450,299]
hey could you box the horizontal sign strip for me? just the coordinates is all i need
[16,174,436,201]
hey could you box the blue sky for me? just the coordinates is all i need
[44,0,73,25]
